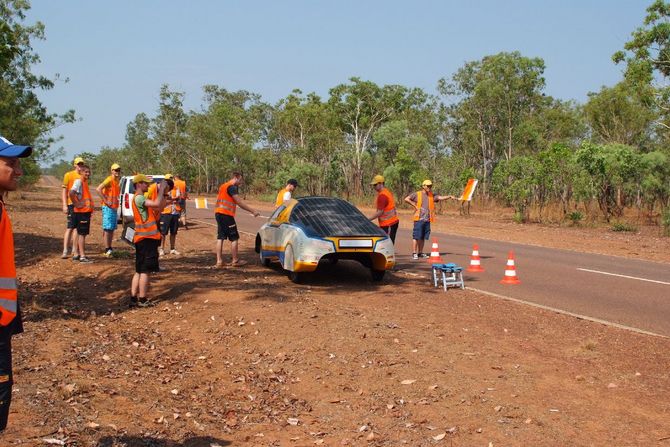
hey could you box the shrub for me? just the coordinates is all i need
[662,210,670,237]
[567,211,583,225]
[610,222,638,232]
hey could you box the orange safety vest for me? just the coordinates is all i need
[377,187,399,226]
[100,176,120,209]
[63,170,80,205]
[132,195,161,243]
[73,178,94,213]
[145,183,162,221]
[162,188,182,214]
[413,190,435,223]
[275,188,289,207]
[215,180,237,216]
[175,179,187,198]
[0,202,18,326]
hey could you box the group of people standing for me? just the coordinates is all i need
[368,174,455,258]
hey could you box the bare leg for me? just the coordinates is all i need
[137,273,149,298]
[103,230,113,250]
[412,239,419,254]
[131,272,140,297]
[78,234,87,258]
[169,233,176,251]
[231,239,239,263]
[417,240,426,255]
[216,239,224,265]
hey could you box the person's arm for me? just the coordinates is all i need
[404,193,418,210]
[61,172,70,212]
[435,194,456,201]
[69,179,83,208]
[95,178,111,206]
[368,194,387,221]
[232,194,260,217]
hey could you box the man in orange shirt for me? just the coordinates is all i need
[0,134,32,431]
[174,174,188,229]
[61,156,85,259]
[69,165,94,263]
[215,172,260,267]
[95,163,121,257]
[368,175,399,244]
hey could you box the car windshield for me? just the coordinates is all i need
[289,197,386,237]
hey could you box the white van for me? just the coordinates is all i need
[117,175,166,227]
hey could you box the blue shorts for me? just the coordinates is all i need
[102,206,118,231]
[412,220,431,240]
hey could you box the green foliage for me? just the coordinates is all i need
[1,0,75,187]
[491,155,541,222]
[610,222,638,232]
[613,1,670,131]
[567,211,583,225]
[662,209,670,236]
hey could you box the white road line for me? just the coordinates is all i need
[577,268,670,286]
[467,287,667,338]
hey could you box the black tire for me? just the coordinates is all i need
[371,269,386,281]
[288,271,302,284]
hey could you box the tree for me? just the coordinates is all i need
[439,52,546,196]
[584,82,656,146]
[0,0,75,185]
[328,78,428,196]
[613,0,670,133]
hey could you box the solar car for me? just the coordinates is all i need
[255,197,395,282]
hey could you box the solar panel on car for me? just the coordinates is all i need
[289,197,386,237]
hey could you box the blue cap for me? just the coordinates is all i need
[0,135,32,158]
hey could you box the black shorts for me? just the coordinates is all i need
[135,238,160,273]
[178,199,186,214]
[73,212,92,235]
[66,204,75,229]
[216,213,239,241]
[381,221,399,244]
[159,214,179,236]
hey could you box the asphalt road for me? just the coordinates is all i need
[189,204,670,337]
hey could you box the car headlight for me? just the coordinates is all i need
[301,239,335,260]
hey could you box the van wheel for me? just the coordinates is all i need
[288,271,302,284]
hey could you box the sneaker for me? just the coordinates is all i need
[412,253,419,260]
[103,249,113,257]
[419,253,429,259]
[61,250,69,259]
[79,257,93,263]
[129,297,138,308]
[72,255,80,261]
[137,299,154,308]
[158,248,165,257]
[170,249,180,255]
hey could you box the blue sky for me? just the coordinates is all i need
[27,0,647,162]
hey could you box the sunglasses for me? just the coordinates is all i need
[113,169,121,172]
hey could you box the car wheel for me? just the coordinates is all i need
[260,252,271,267]
[371,269,386,281]
[288,270,302,284]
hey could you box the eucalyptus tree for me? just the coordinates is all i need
[0,0,75,184]
[328,77,429,196]
[269,90,342,195]
[438,52,546,196]
[613,0,670,134]
[584,82,656,146]
[153,84,188,174]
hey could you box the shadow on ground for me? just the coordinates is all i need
[96,435,230,447]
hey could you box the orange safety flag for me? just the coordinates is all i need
[458,179,478,202]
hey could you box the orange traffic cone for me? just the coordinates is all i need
[467,244,484,272]
[427,238,444,264]
[500,250,521,285]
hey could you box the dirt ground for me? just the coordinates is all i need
[2,182,669,446]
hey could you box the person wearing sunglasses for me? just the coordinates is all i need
[404,179,455,260]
